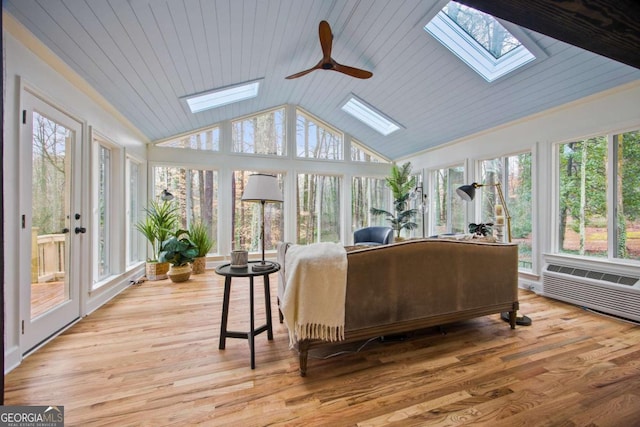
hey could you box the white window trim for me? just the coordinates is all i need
[425,10,546,82]
[90,128,124,290]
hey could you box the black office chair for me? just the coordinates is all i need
[353,226,395,246]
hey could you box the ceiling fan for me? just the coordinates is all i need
[285,20,373,80]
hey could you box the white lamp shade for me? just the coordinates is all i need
[241,174,283,203]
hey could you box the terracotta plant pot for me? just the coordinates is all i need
[191,257,206,274]
[167,264,192,283]
[146,261,170,281]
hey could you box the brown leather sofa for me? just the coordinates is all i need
[279,238,520,376]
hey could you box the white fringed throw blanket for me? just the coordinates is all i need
[281,242,348,347]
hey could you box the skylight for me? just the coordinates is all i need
[341,95,402,136]
[183,79,262,113]
[425,1,536,82]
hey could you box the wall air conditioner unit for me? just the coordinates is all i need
[542,262,640,322]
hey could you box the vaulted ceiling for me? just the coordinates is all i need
[5,0,640,160]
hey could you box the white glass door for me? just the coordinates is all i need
[20,90,84,353]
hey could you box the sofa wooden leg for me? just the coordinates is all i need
[509,310,517,329]
[277,298,284,323]
[299,341,309,377]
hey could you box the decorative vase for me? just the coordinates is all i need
[192,257,206,274]
[146,261,170,281]
[168,264,192,283]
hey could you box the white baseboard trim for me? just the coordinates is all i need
[4,345,21,374]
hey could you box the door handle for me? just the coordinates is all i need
[75,226,86,234]
[62,228,70,234]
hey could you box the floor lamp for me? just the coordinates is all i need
[242,174,283,272]
[456,182,532,326]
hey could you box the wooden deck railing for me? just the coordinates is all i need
[32,228,66,283]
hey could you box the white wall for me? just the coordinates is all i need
[3,16,148,372]
[407,80,640,287]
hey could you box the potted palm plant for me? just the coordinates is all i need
[159,229,198,282]
[188,221,213,274]
[135,200,179,280]
[370,162,418,240]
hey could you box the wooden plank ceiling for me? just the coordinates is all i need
[4,0,640,160]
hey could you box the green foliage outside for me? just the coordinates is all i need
[558,131,640,259]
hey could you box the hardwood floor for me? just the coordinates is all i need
[5,270,640,426]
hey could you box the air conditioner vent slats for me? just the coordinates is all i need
[543,265,640,322]
[546,264,638,286]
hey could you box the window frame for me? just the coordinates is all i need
[477,151,534,272]
[90,129,124,289]
[553,129,640,264]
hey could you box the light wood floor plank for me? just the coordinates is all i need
[5,270,640,426]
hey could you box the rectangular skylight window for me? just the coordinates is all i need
[184,79,262,113]
[425,1,537,82]
[341,95,402,136]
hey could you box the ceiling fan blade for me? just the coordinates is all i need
[333,62,373,79]
[319,20,333,60]
[285,60,323,79]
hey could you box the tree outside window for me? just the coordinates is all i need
[297,173,341,244]
[296,111,343,160]
[351,176,390,232]
[430,165,465,235]
[232,170,284,252]
[232,108,285,156]
[558,131,640,260]
[153,166,219,254]
[480,153,533,270]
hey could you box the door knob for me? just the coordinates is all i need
[75,226,86,234]
[62,228,70,234]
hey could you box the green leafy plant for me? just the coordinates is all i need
[189,221,213,257]
[370,162,418,238]
[159,229,198,266]
[134,200,179,261]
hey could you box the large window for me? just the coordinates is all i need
[232,108,286,156]
[92,132,123,287]
[557,131,640,261]
[97,144,111,280]
[156,126,219,151]
[296,110,343,160]
[232,171,284,252]
[351,176,390,232]
[154,166,219,254]
[430,165,465,235]
[126,157,143,265]
[480,153,533,269]
[351,140,388,163]
[297,173,342,244]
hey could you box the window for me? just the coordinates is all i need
[430,165,465,235]
[480,152,533,269]
[92,132,123,288]
[351,176,390,232]
[156,126,220,151]
[296,110,343,160]
[297,173,342,244]
[97,144,111,280]
[232,107,286,155]
[615,131,640,260]
[351,140,388,163]
[126,157,143,265]
[557,131,640,261]
[154,166,219,254]
[232,170,284,252]
[341,95,402,136]
[425,1,537,81]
